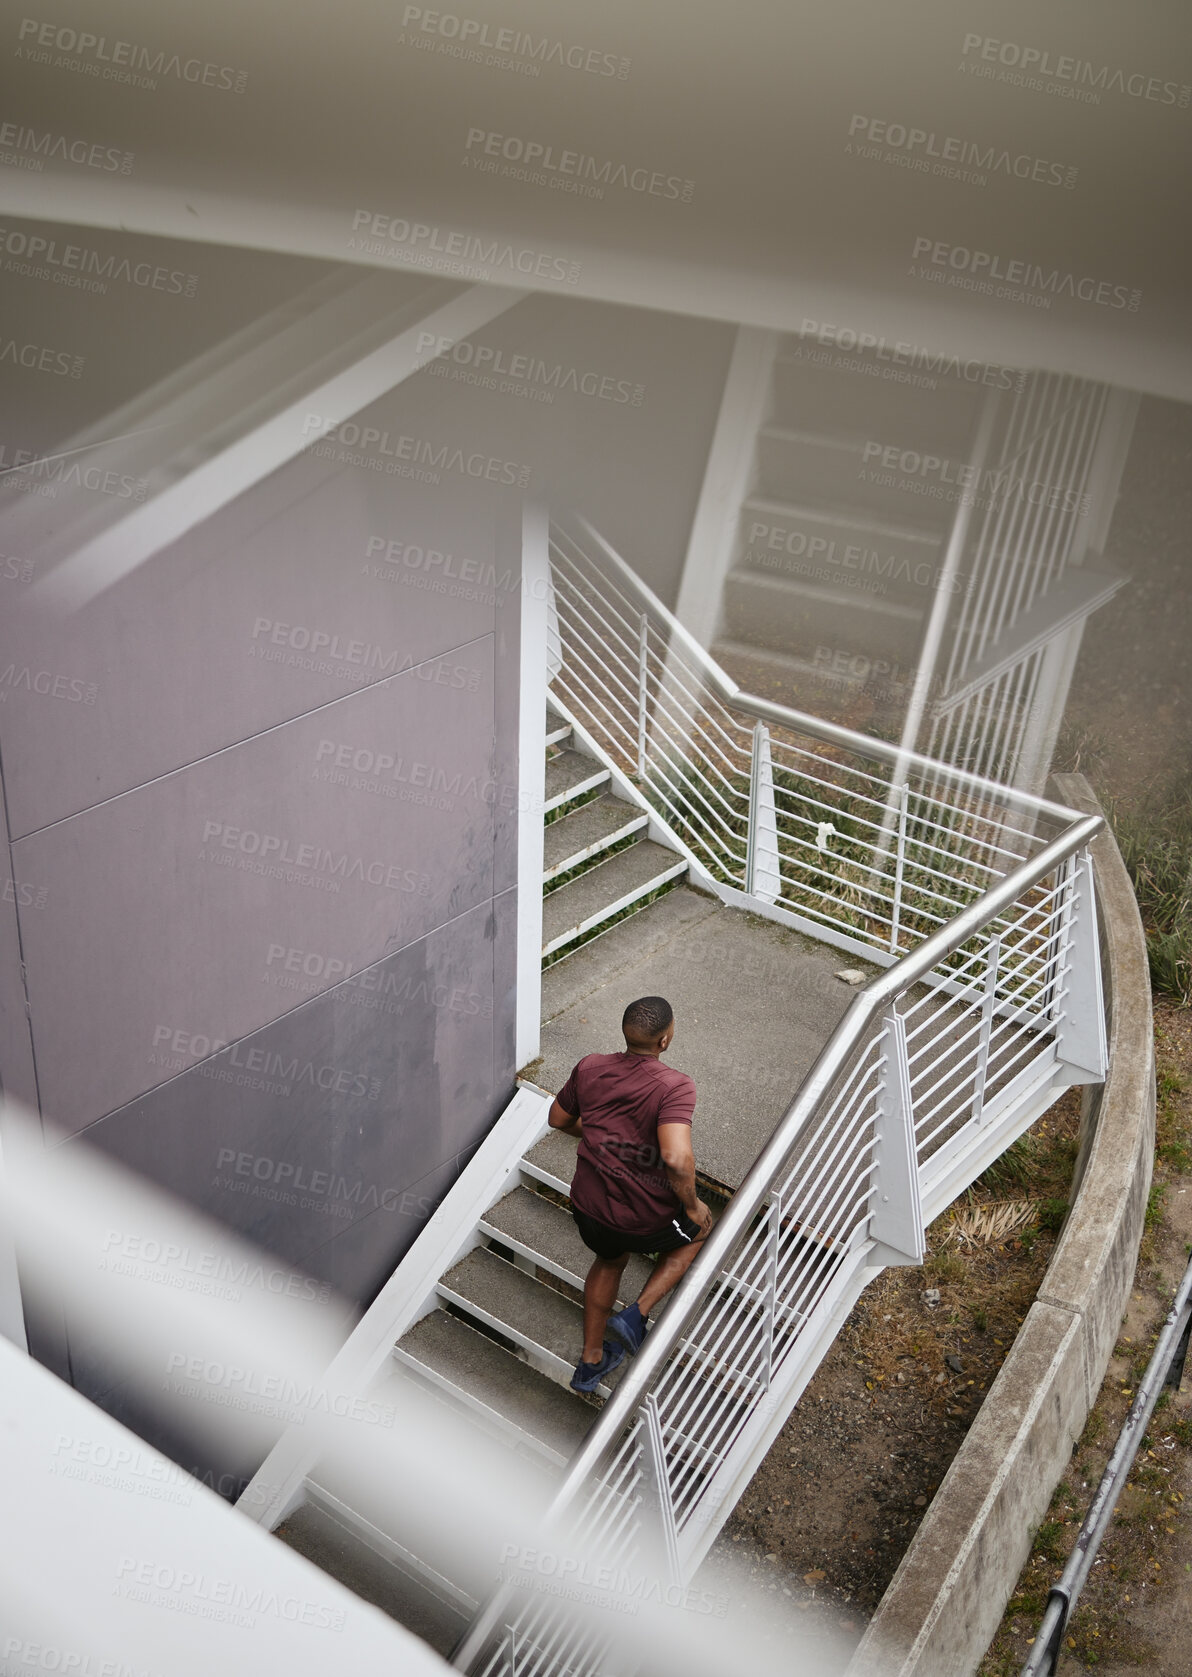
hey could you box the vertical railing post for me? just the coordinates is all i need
[636,1395,682,1589]
[888,782,909,953]
[636,611,649,780]
[1053,848,1108,1082]
[761,1192,783,1391]
[972,933,1003,1126]
[744,720,780,902]
[744,720,762,894]
[869,1008,926,1268]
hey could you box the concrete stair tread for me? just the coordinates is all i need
[522,1128,578,1192]
[759,423,870,451]
[544,747,609,811]
[741,492,941,547]
[774,334,988,387]
[276,1498,469,1657]
[542,841,687,952]
[713,638,866,685]
[724,564,923,622]
[542,884,722,1019]
[545,715,572,749]
[481,1184,654,1302]
[440,1247,598,1381]
[543,795,649,881]
[395,1308,593,1461]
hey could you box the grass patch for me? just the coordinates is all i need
[924,1249,966,1286]
[1033,1518,1066,1564]
[1156,1066,1192,1172]
[1108,771,1192,1006]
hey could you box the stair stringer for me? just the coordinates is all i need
[236,1084,552,1531]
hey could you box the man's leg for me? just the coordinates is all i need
[637,1234,706,1317]
[582,1253,630,1364]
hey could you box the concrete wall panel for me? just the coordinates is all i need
[1,458,510,838]
[14,638,499,1133]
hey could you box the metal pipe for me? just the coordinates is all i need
[1021,1250,1192,1677]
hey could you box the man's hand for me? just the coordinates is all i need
[690,1197,713,1237]
[658,1123,711,1237]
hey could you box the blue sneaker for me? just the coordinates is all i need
[570,1341,625,1393]
[607,1302,649,1356]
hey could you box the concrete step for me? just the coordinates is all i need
[394,1308,593,1466]
[734,494,943,605]
[276,1495,470,1658]
[712,639,910,730]
[720,565,926,667]
[542,794,649,884]
[480,1185,655,1303]
[521,1128,578,1194]
[771,341,982,450]
[439,1247,621,1396]
[541,840,688,957]
[544,747,610,814]
[755,428,955,530]
[542,885,722,1023]
[728,562,922,623]
[545,716,572,750]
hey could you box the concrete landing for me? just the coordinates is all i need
[538,887,875,1193]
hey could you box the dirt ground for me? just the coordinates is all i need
[705,1089,1085,1643]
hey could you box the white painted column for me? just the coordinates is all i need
[516,503,550,1071]
[0,1114,27,1350]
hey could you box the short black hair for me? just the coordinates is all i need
[622,996,674,1043]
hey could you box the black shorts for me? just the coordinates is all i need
[571,1204,704,1261]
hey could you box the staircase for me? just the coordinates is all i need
[271,715,697,1651]
[541,712,688,965]
[252,522,1106,1676]
[680,330,985,718]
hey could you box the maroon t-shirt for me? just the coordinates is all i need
[556,1052,697,1235]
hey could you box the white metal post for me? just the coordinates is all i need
[889,783,909,953]
[1054,849,1108,1083]
[761,1193,783,1390]
[869,1008,926,1267]
[744,720,780,903]
[515,502,550,1070]
[637,1396,682,1588]
[637,611,649,779]
[972,934,1003,1125]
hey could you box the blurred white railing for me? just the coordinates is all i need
[917,372,1126,794]
[451,521,1105,1676]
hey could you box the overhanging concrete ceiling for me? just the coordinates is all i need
[2,0,1190,399]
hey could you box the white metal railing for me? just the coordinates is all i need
[921,372,1111,791]
[547,514,1081,965]
[451,523,1105,1676]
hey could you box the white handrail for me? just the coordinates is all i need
[562,513,1085,827]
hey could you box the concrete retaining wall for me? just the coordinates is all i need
[848,774,1156,1677]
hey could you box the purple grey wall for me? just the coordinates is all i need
[0,366,525,1487]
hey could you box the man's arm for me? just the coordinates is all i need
[657,1123,712,1235]
[548,1097,581,1137]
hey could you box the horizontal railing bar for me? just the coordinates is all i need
[563,514,1086,828]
